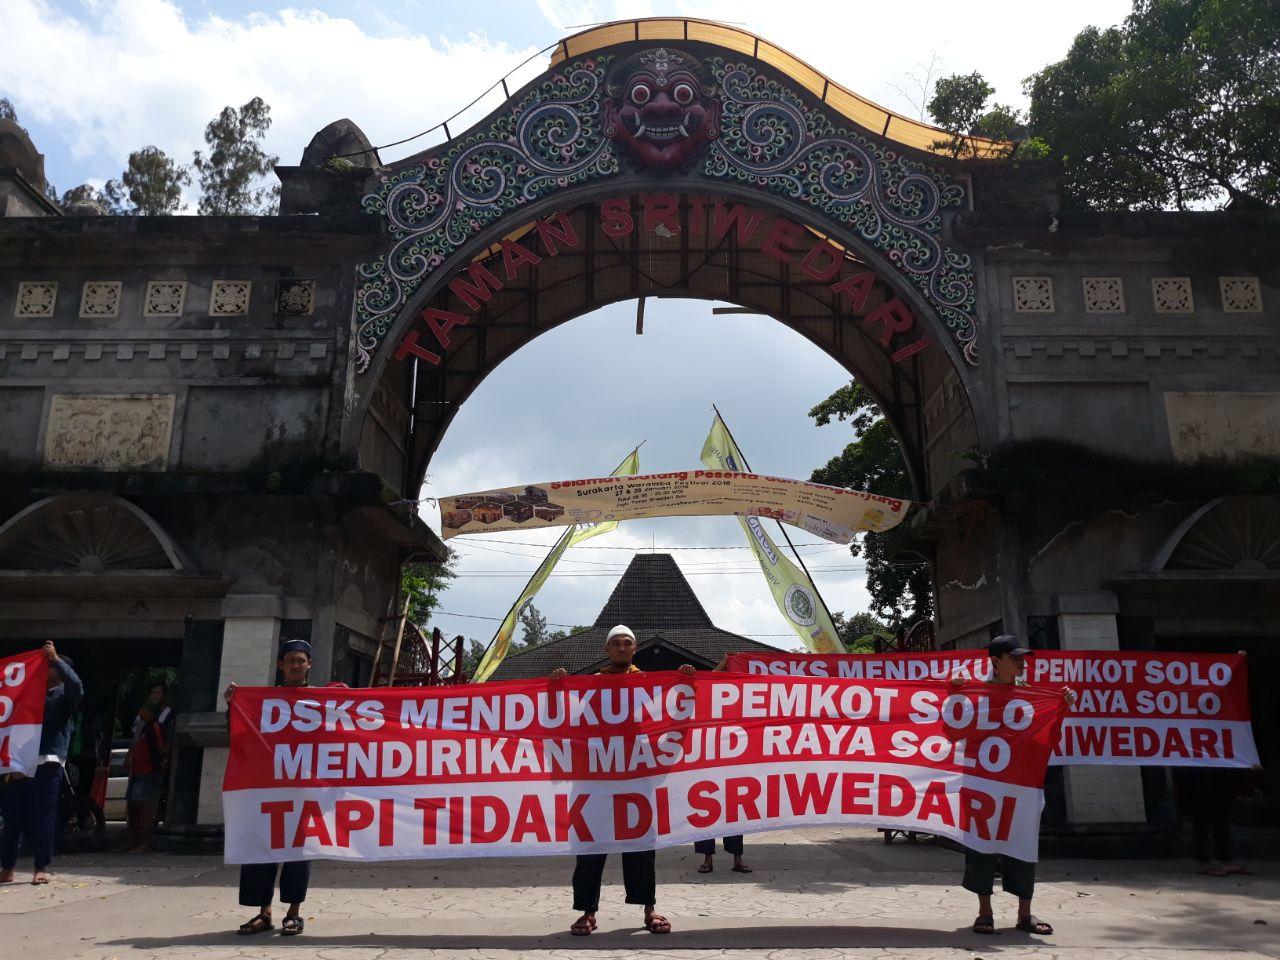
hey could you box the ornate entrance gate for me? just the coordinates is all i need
[2,16,1276,832]
[340,29,999,509]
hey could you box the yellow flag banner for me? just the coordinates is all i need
[440,471,908,544]
[470,449,640,682]
[700,414,848,654]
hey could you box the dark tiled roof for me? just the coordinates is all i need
[490,553,783,679]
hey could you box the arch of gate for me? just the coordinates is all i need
[347,21,1000,501]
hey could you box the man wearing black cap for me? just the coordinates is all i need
[1,642,83,885]
[959,635,1073,937]
[224,638,315,936]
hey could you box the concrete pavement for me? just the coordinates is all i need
[2,827,1276,959]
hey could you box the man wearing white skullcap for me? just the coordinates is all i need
[550,624,696,935]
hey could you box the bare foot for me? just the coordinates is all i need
[32,871,49,885]
[0,869,14,884]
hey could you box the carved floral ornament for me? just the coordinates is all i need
[353,47,978,374]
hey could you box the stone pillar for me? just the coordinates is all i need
[197,604,282,825]
[1056,592,1147,825]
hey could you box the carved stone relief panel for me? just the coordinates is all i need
[1164,391,1280,462]
[80,281,122,318]
[144,281,187,317]
[44,394,176,471]
[1220,277,1262,313]
[1012,277,1054,313]
[209,280,252,317]
[1151,277,1193,313]
[15,281,58,318]
[275,280,315,317]
[1082,277,1125,313]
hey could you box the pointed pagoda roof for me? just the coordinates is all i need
[489,553,782,679]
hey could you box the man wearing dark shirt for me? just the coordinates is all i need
[224,638,316,936]
[958,635,1074,936]
[550,624,697,936]
[1,642,84,885]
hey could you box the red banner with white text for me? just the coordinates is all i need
[726,652,1258,768]
[0,651,49,776]
[223,673,1066,864]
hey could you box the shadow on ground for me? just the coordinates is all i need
[104,922,1055,952]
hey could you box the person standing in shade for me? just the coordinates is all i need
[0,642,83,885]
[956,635,1074,937]
[695,836,750,874]
[550,625,697,936]
[1183,767,1250,876]
[696,657,750,875]
[224,639,314,936]
[124,701,166,852]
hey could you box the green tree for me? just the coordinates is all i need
[103,146,190,215]
[1027,0,1280,209]
[59,183,114,212]
[518,603,550,647]
[547,625,589,642]
[927,72,1029,158]
[0,98,16,122]
[401,548,457,625]
[193,96,280,215]
[809,380,933,625]
[832,611,893,652]
[460,637,489,678]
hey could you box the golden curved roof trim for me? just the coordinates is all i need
[550,18,1011,159]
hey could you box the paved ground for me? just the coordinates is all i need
[2,827,1276,960]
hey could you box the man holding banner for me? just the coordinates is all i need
[955,636,1073,937]
[550,624,698,936]
[1,642,81,886]
[225,639,318,936]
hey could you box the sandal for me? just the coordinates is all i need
[645,913,672,934]
[237,913,273,936]
[732,863,753,873]
[972,915,995,934]
[281,916,304,936]
[1198,866,1229,877]
[570,915,596,936]
[1015,916,1054,935]
[697,862,713,873]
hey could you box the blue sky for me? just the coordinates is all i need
[3,0,1132,649]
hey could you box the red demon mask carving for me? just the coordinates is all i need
[604,48,720,172]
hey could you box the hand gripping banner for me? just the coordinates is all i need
[0,650,49,776]
[438,471,908,544]
[727,651,1259,768]
[223,673,1066,864]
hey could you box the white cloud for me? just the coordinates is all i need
[1,0,543,185]
[5,0,1131,196]
[535,0,1129,115]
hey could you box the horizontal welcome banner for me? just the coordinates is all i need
[438,471,908,544]
[726,652,1258,768]
[223,673,1065,864]
[0,650,48,776]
